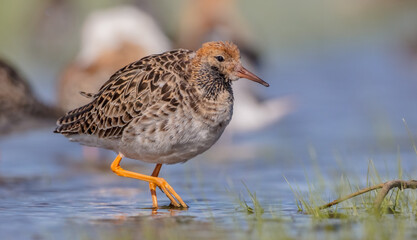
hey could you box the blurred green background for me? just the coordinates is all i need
[1,0,417,87]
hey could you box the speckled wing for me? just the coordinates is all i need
[55,49,194,140]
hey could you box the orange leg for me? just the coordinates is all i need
[110,153,188,208]
[149,164,162,208]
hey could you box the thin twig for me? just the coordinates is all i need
[318,183,384,209]
[318,179,417,210]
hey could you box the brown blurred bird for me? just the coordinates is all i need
[0,59,61,136]
[57,5,171,112]
[55,41,269,208]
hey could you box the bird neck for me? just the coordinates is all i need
[191,63,233,101]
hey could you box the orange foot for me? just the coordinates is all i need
[149,178,188,208]
[111,153,188,208]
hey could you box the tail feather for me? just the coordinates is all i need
[54,102,94,135]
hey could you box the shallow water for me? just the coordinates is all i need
[0,129,298,239]
[1,39,417,239]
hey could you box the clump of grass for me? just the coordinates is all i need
[284,175,349,219]
[237,182,264,218]
[287,161,417,218]
[286,148,417,219]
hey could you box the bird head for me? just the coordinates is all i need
[194,41,269,87]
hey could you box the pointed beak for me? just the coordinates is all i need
[235,65,269,87]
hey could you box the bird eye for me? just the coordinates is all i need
[214,56,224,62]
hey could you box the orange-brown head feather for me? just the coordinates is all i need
[192,41,241,82]
[196,41,240,60]
[192,41,269,87]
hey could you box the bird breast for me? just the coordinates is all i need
[120,94,233,164]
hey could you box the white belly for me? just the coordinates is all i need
[119,105,232,164]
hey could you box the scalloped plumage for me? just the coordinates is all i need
[55,41,267,164]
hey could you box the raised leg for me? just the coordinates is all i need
[110,153,188,208]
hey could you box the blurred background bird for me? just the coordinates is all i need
[57,5,171,112]
[0,59,60,136]
[55,5,171,161]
